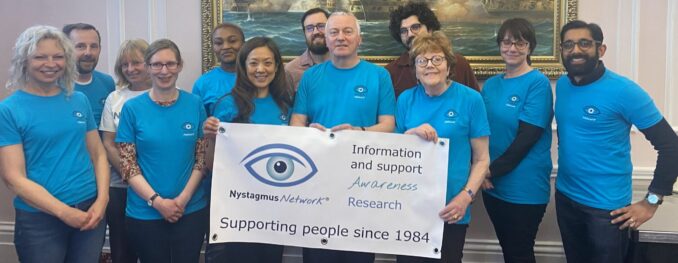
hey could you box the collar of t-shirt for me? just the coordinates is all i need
[567,60,606,86]
[75,76,94,86]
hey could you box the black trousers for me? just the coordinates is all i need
[205,242,284,263]
[483,192,547,263]
[396,223,468,263]
[106,187,138,263]
[302,248,375,263]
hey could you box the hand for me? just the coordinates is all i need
[309,123,327,132]
[153,197,185,223]
[610,200,658,230]
[405,124,438,142]
[330,123,356,132]
[58,207,91,229]
[80,198,108,231]
[481,179,494,190]
[174,193,190,211]
[202,117,220,140]
[439,192,473,224]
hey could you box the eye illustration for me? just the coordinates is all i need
[583,106,600,115]
[241,144,318,187]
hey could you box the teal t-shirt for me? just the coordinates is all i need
[555,69,663,210]
[481,70,553,205]
[192,67,236,115]
[75,70,115,126]
[293,60,396,127]
[213,94,289,125]
[396,82,490,224]
[0,90,97,212]
[116,90,208,219]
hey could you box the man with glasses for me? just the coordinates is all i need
[290,11,396,263]
[386,2,478,98]
[554,20,678,263]
[286,8,331,90]
[63,23,115,126]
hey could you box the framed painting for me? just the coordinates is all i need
[201,0,578,79]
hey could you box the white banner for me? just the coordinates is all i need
[210,123,449,258]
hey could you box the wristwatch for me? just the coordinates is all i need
[147,193,160,207]
[645,192,663,206]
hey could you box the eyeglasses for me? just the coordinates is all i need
[148,61,179,71]
[400,23,422,36]
[560,39,601,52]
[500,40,529,50]
[415,55,446,67]
[305,23,326,33]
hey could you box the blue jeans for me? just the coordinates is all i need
[555,191,630,263]
[14,197,106,263]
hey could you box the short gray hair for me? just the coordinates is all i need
[328,11,361,34]
[7,25,77,95]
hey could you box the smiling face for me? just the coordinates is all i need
[326,14,361,59]
[212,26,244,66]
[415,51,449,89]
[500,34,530,68]
[561,28,606,77]
[121,50,149,87]
[147,48,182,90]
[27,38,66,88]
[69,29,100,75]
[303,12,329,55]
[246,46,277,92]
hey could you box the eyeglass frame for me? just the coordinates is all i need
[414,55,446,68]
[400,23,423,36]
[500,39,530,50]
[147,61,180,71]
[560,39,602,52]
[304,23,326,33]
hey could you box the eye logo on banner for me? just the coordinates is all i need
[241,144,318,187]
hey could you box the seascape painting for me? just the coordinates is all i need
[222,0,557,57]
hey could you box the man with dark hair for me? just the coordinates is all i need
[555,19,678,263]
[285,7,331,90]
[193,23,245,115]
[63,23,115,125]
[386,2,478,98]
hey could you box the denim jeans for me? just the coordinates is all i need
[14,197,106,263]
[556,191,630,263]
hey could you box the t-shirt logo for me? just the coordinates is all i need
[73,111,86,124]
[506,95,520,108]
[182,122,195,136]
[582,105,600,121]
[279,113,288,122]
[354,86,368,99]
[444,109,458,124]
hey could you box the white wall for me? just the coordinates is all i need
[1,0,677,262]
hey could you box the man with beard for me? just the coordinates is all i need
[554,20,678,263]
[193,23,244,115]
[291,12,395,263]
[386,2,478,98]
[285,8,330,90]
[64,23,115,125]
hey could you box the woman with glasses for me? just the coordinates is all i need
[100,39,151,263]
[0,25,109,263]
[115,39,208,263]
[480,18,553,263]
[202,36,293,263]
[395,31,490,263]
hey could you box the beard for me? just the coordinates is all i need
[76,56,98,75]
[405,36,415,50]
[562,51,599,77]
[306,34,328,55]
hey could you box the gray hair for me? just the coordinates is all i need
[328,11,361,34]
[7,25,77,95]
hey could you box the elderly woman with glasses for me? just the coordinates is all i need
[395,31,490,263]
[115,39,208,263]
[0,25,109,263]
[480,18,553,263]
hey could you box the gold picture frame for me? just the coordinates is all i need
[201,0,578,79]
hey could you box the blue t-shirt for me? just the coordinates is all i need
[75,70,115,126]
[293,60,396,127]
[481,70,553,205]
[0,90,97,212]
[213,94,290,125]
[555,69,663,210]
[396,82,491,224]
[192,67,237,115]
[115,90,208,220]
